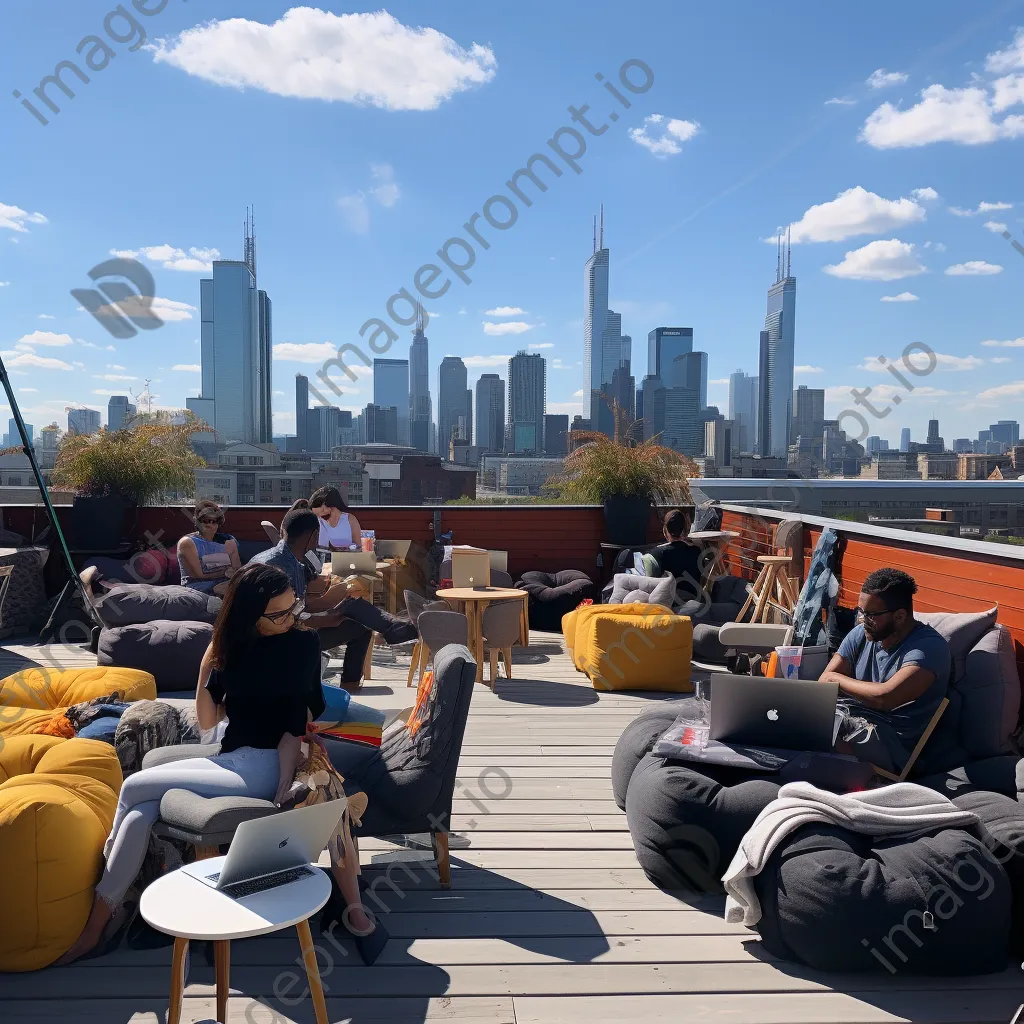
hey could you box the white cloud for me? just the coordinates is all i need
[272,342,338,363]
[108,363,126,370]
[990,356,1013,363]
[547,400,583,416]
[880,291,919,302]
[992,73,1024,112]
[981,337,1024,347]
[708,378,731,385]
[337,194,370,234]
[628,114,700,157]
[485,306,525,316]
[985,29,1024,74]
[368,163,400,207]
[0,281,9,287]
[93,373,137,381]
[978,201,1013,212]
[984,220,1009,233]
[483,321,532,336]
[0,203,47,234]
[2,351,72,370]
[861,85,1024,148]
[77,338,116,350]
[781,186,928,244]
[923,240,947,251]
[910,187,939,201]
[464,354,511,367]
[860,352,983,372]
[150,8,497,111]
[528,343,554,349]
[824,238,926,280]
[945,261,1003,276]
[38,313,55,319]
[172,364,201,372]
[573,389,585,397]
[795,365,824,374]
[19,387,37,393]
[151,297,197,321]
[137,245,219,272]
[15,330,73,347]
[867,68,908,89]
[976,381,1024,402]
[825,96,856,106]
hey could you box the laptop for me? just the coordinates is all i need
[710,673,841,752]
[376,539,412,560]
[452,547,491,589]
[183,801,345,900]
[331,550,378,575]
[487,550,508,573]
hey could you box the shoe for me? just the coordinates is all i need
[383,621,419,646]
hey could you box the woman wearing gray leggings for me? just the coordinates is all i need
[59,563,382,964]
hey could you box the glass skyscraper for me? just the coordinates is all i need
[373,358,410,445]
[758,236,796,458]
[647,327,693,380]
[475,373,505,452]
[508,351,546,453]
[439,356,471,449]
[728,370,758,454]
[409,321,431,451]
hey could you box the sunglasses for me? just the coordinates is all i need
[198,516,223,525]
[261,598,304,624]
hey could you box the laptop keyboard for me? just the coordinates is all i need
[218,865,314,899]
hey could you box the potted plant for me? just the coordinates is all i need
[555,408,698,546]
[52,416,206,550]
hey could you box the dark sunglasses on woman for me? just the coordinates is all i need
[261,598,305,624]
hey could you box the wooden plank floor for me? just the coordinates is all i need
[1,633,1021,1024]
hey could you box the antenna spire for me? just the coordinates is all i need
[592,215,596,253]
[786,224,792,278]
[244,207,257,281]
[776,228,782,282]
[599,204,604,249]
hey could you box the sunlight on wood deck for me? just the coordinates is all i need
[0,634,1021,1023]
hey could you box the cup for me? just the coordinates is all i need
[775,645,803,679]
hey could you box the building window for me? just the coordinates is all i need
[280,479,292,491]
[259,478,273,491]
[8,476,21,486]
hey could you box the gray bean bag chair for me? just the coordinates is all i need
[518,570,597,632]
[609,572,677,608]
[98,620,212,693]
[613,703,781,896]
[753,796,1014,974]
[93,584,221,628]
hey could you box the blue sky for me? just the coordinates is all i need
[2,0,1024,446]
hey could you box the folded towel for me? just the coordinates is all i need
[722,780,978,927]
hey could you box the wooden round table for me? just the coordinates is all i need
[435,586,530,685]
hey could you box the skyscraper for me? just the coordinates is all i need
[757,330,771,456]
[791,385,825,445]
[295,374,308,451]
[107,396,135,432]
[671,351,707,408]
[409,315,431,451]
[4,418,32,447]
[363,404,398,444]
[728,370,758,454]
[508,351,546,452]
[758,230,797,458]
[438,356,471,449]
[648,328,693,380]
[186,212,272,444]
[661,388,701,456]
[374,358,410,445]
[475,373,505,452]
[67,407,101,436]
[900,427,911,452]
[544,414,569,456]
[307,404,342,451]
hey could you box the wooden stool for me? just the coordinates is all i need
[738,555,800,623]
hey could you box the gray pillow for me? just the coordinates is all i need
[610,572,676,608]
[98,619,212,692]
[94,584,221,627]
[917,608,997,683]
[959,624,1020,759]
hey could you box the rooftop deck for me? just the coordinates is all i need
[1,634,1021,1024]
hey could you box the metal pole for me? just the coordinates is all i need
[0,353,100,630]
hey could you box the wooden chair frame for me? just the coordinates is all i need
[871,697,949,782]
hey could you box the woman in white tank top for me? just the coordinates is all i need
[308,485,363,550]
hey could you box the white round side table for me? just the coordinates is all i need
[139,856,333,1024]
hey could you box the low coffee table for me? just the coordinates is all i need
[139,856,333,1024]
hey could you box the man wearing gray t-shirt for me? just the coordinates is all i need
[821,567,951,775]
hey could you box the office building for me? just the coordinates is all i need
[648,327,693,381]
[758,232,796,457]
[508,351,546,453]
[186,213,272,444]
[927,419,944,449]
[67,407,101,436]
[38,423,59,451]
[661,386,701,456]
[900,427,911,452]
[728,370,758,454]
[363,404,399,445]
[3,418,32,449]
[373,358,409,446]
[544,414,569,456]
[409,316,431,451]
[791,385,824,445]
[609,364,636,424]
[438,356,471,449]
[670,351,707,408]
[106,396,135,432]
[989,420,1020,450]
[306,404,343,451]
[475,373,505,453]
[866,435,890,455]
[704,414,734,468]
[295,374,309,451]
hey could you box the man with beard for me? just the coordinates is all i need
[820,568,951,775]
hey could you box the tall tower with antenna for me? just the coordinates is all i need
[244,207,257,280]
[758,222,798,457]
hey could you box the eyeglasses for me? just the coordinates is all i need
[198,516,223,525]
[857,608,894,623]
[261,598,304,623]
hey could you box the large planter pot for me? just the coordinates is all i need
[71,495,125,550]
[603,496,652,547]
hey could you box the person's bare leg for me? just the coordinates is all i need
[212,580,230,597]
[55,895,113,965]
[329,842,374,934]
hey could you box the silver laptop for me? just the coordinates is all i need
[710,673,841,752]
[183,801,345,899]
[376,539,412,560]
[487,550,508,573]
[331,550,378,575]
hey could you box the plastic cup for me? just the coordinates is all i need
[775,645,803,679]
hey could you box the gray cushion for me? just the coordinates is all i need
[159,788,277,838]
[143,742,221,770]
[94,584,221,627]
[917,608,997,683]
[611,572,676,608]
[960,625,1020,758]
[98,619,212,692]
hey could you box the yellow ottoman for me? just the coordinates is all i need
[0,666,156,741]
[571,604,692,692]
[0,735,122,971]
[563,603,656,670]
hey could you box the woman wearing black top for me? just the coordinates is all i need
[651,508,702,600]
[60,564,382,964]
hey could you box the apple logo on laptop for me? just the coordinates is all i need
[279,839,289,848]
[766,708,779,722]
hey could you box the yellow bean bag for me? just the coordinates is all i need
[0,735,122,971]
[0,666,156,740]
[565,604,693,692]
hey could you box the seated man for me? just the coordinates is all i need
[821,567,950,775]
[250,508,417,691]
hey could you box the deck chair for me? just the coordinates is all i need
[871,698,950,782]
[261,520,280,543]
